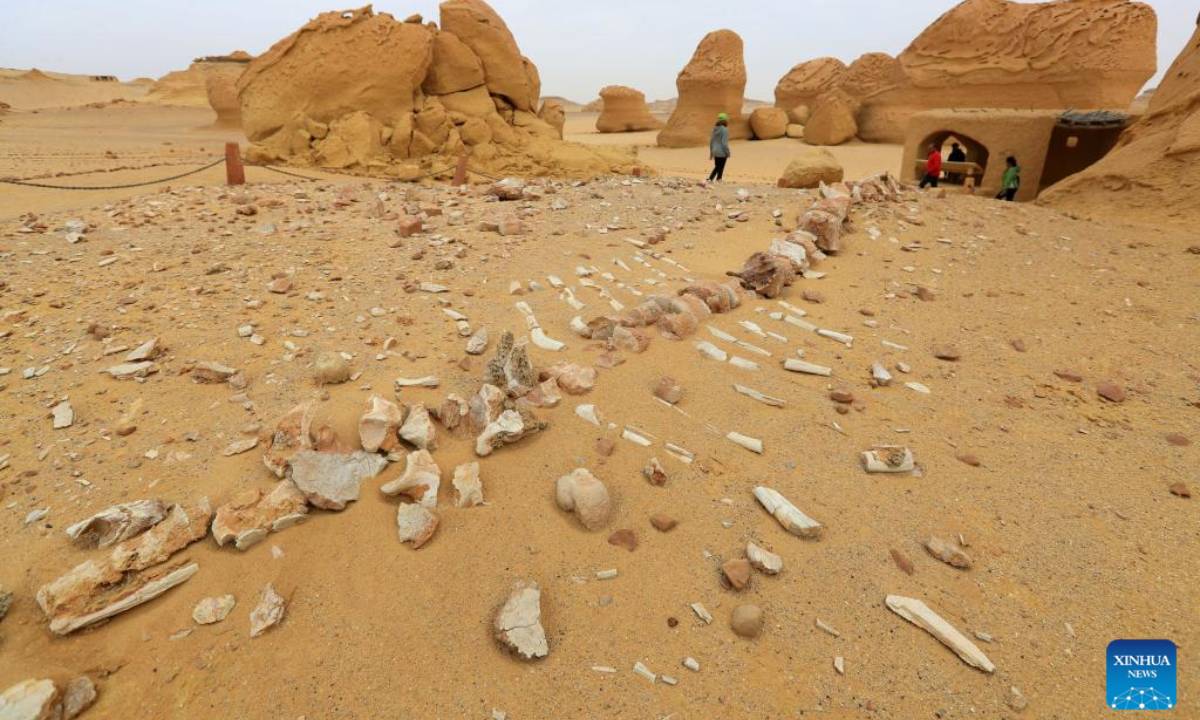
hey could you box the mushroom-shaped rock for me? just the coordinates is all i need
[658,30,751,147]
[596,85,664,133]
[555,468,612,530]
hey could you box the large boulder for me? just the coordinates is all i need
[1039,20,1200,226]
[804,89,860,146]
[234,3,640,178]
[596,85,663,133]
[441,0,540,112]
[780,147,844,188]
[423,31,486,95]
[238,7,433,151]
[658,30,752,147]
[858,0,1157,142]
[749,107,789,140]
[774,57,847,112]
[204,61,249,129]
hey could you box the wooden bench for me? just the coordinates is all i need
[914,160,984,178]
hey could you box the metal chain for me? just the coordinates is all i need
[0,158,226,190]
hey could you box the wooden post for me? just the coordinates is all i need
[452,154,469,186]
[225,142,245,186]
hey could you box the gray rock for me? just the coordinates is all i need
[193,595,236,625]
[495,586,548,660]
[288,451,387,511]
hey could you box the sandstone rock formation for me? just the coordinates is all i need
[805,89,861,146]
[774,57,846,114]
[204,60,250,129]
[657,30,751,147]
[748,107,788,140]
[840,52,900,99]
[145,52,252,108]
[857,0,1157,142]
[596,86,663,133]
[236,3,637,178]
[537,99,565,139]
[780,147,844,188]
[1039,19,1200,225]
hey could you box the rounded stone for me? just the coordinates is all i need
[731,604,763,638]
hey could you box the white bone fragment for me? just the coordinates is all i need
[395,376,439,388]
[727,432,763,454]
[860,446,915,473]
[694,341,728,362]
[633,662,657,682]
[885,595,996,673]
[733,384,785,408]
[777,301,808,316]
[683,657,701,672]
[783,359,832,376]
[622,428,652,447]
[816,619,841,637]
[569,316,590,337]
[753,486,822,538]
[691,603,713,624]
[708,327,737,343]
[442,308,468,321]
[728,356,760,371]
[664,443,695,464]
[871,363,894,386]
[834,657,845,675]
[547,275,565,288]
[592,666,618,674]
[531,327,566,352]
[817,328,854,345]
[905,382,931,394]
[738,320,767,338]
[736,340,771,357]
[575,405,603,426]
[882,340,909,351]
[596,569,619,580]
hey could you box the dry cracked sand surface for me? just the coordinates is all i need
[0,106,1197,720]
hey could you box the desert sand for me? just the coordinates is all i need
[1,1,1197,719]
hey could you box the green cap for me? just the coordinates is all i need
[717,112,729,121]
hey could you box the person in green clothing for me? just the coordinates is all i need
[996,156,1020,201]
[708,113,731,182]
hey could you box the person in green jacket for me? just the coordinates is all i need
[996,156,1020,201]
[708,113,731,182]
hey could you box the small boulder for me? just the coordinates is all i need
[779,148,844,188]
[731,604,764,638]
[193,595,236,625]
[749,107,788,140]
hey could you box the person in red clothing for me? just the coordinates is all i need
[919,144,942,189]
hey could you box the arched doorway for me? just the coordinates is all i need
[917,130,991,187]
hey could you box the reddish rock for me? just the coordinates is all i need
[932,344,961,361]
[653,376,683,404]
[916,286,936,302]
[608,529,637,551]
[1054,369,1083,382]
[890,548,915,575]
[595,438,615,457]
[721,558,752,590]
[802,289,826,304]
[1170,482,1191,498]
[1011,338,1027,352]
[267,277,293,294]
[397,216,423,237]
[650,514,678,532]
[1096,381,1126,403]
[1165,433,1190,447]
[858,307,876,317]
[829,389,855,404]
[956,453,982,467]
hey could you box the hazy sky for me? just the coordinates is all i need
[3,0,1194,101]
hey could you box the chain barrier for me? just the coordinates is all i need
[0,158,227,190]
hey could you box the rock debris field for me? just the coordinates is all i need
[0,171,1196,719]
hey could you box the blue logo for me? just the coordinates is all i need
[1107,640,1177,710]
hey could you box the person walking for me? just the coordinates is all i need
[708,113,731,182]
[919,144,942,189]
[996,156,1020,201]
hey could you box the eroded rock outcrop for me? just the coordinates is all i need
[236,3,637,177]
[774,57,847,115]
[204,59,250,129]
[657,30,751,147]
[596,86,663,133]
[1039,19,1200,225]
[857,0,1157,142]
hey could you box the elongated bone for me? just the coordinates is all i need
[709,327,737,343]
[531,328,566,352]
[395,376,439,388]
[727,432,763,454]
[817,328,854,345]
[738,320,768,338]
[753,486,822,538]
[783,359,832,377]
[622,428,652,447]
[885,595,995,673]
[575,405,603,426]
[694,341,728,362]
[729,356,760,371]
[733,384,786,408]
[665,443,695,464]
[736,340,771,357]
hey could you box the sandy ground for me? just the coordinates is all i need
[566,113,903,185]
[0,104,1197,720]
